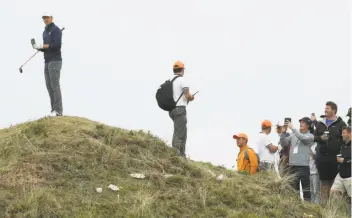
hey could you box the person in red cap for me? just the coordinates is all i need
[256,120,278,171]
[234,133,259,174]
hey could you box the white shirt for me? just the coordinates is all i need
[172,75,189,106]
[256,132,276,163]
[309,143,318,175]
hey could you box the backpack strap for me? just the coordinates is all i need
[171,75,184,105]
[244,148,249,160]
[244,148,257,161]
[171,75,181,82]
[237,148,250,160]
[175,93,184,104]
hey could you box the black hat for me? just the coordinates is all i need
[299,117,312,126]
[346,107,351,117]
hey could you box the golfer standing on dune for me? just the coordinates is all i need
[34,13,63,116]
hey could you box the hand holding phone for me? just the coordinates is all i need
[284,118,291,125]
[187,91,198,104]
[311,113,316,121]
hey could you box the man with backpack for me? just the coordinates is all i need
[155,61,195,157]
[280,117,315,201]
[234,133,259,174]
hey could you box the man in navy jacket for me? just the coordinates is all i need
[313,101,347,205]
[34,12,63,116]
[330,126,351,215]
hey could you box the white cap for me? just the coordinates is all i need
[42,12,53,17]
[276,121,284,127]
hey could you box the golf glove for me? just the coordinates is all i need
[34,44,44,49]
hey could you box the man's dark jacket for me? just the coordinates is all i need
[339,140,351,178]
[40,23,62,63]
[314,116,347,163]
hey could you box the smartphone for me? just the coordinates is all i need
[324,131,329,137]
[187,91,199,105]
[31,38,36,49]
[284,118,292,123]
[336,154,342,158]
[311,113,315,116]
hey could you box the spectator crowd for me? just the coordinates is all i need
[158,61,350,214]
[234,102,351,214]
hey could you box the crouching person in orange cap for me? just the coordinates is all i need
[234,133,259,175]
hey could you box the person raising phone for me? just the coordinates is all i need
[280,117,314,201]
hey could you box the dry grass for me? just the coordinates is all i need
[0,116,344,217]
[322,194,350,218]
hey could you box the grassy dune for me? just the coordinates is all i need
[0,116,344,217]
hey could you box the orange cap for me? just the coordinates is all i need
[233,133,248,141]
[261,120,272,128]
[173,61,185,69]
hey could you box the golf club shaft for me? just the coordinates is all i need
[20,27,65,73]
[20,50,40,68]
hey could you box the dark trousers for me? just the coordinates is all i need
[290,166,311,201]
[169,106,187,157]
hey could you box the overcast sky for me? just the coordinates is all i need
[0,0,350,169]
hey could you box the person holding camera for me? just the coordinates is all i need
[280,117,314,201]
[314,101,347,205]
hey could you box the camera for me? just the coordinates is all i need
[284,118,291,123]
[324,131,329,137]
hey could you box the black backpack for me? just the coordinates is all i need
[156,76,184,111]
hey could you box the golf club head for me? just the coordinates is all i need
[19,67,23,73]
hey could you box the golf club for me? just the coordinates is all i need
[19,27,65,73]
